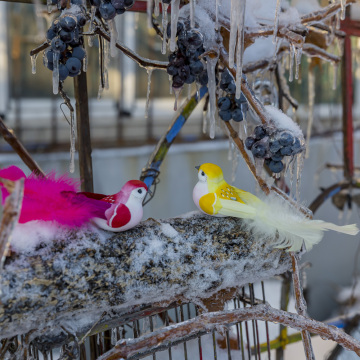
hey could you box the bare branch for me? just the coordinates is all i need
[0,117,46,177]
[98,303,360,360]
[95,27,168,70]
[29,41,49,57]
[303,43,341,64]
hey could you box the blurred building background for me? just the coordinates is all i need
[1,1,360,325]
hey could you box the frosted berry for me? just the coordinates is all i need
[66,57,81,74]
[254,125,266,140]
[245,136,256,150]
[269,140,282,154]
[219,110,232,122]
[99,3,116,20]
[232,108,243,122]
[279,132,294,146]
[72,46,86,60]
[59,64,69,81]
[251,142,266,158]
[280,146,292,156]
[51,38,66,52]
[59,16,77,32]
[268,160,284,173]
[217,97,231,111]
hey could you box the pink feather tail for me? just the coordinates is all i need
[0,166,107,228]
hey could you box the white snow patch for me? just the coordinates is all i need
[279,6,301,25]
[292,0,321,14]
[265,105,304,138]
[160,223,179,238]
[243,37,276,65]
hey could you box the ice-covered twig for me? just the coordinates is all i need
[301,0,355,24]
[303,43,341,64]
[0,179,24,271]
[95,27,168,70]
[29,41,49,57]
[275,63,299,110]
[290,253,315,360]
[98,303,360,360]
[0,116,45,177]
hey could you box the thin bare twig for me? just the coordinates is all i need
[0,117,45,177]
[95,27,168,70]
[98,303,360,360]
[29,41,49,57]
[303,43,341,64]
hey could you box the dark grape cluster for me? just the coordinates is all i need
[217,69,248,122]
[90,0,134,20]
[44,9,87,81]
[166,22,208,89]
[245,124,304,173]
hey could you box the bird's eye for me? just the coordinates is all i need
[201,171,205,176]
[138,189,143,194]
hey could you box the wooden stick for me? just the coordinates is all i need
[0,117,45,177]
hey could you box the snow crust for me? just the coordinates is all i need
[265,104,303,138]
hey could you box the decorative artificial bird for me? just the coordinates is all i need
[193,163,359,252]
[0,166,148,232]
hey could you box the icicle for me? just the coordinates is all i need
[47,0,52,13]
[161,3,169,54]
[187,84,192,99]
[288,43,295,82]
[196,82,200,98]
[31,53,38,75]
[142,317,150,334]
[305,64,314,159]
[202,109,208,134]
[332,61,338,90]
[145,68,153,119]
[52,51,60,95]
[228,0,239,68]
[273,0,281,44]
[338,209,344,221]
[294,45,302,80]
[340,0,346,20]
[255,158,264,177]
[215,0,219,30]
[231,150,239,184]
[69,110,76,174]
[190,0,195,28]
[295,152,305,200]
[173,87,182,111]
[170,0,181,52]
[238,119,247,140]
[83,51,88,72]
[228,139,233,161]
[169,75,173,94]
[97,83,104,100]
[88,6,96,47]
[154,0,160,16]
[289,155,296,194]
[235,0,246,99]
[111,328,117,345]
[104,40,110,90]
[107,19,118,57]
[147,0,153,29]
[207,55,218,139]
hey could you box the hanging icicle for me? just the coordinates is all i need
[190,0,195,28]
[288,43,295,82]
[228,0,239,69]
[145,68,153,119]
[169,75,173,94]
[69,110,76,174]
[170,0,181,52]
[30,53,38,75]
[207,55,219,139]
[47,0,52,13]
[215,0,219,30]
[273,0,281,44]
[332,61,338,90]
[83,50,88,72]
[108,19,118,57]
[52,51,60,95]
[235,0,246,99]
[340,0,346,20]
[295,151,305,200]
[147,0,153,29]
[154,0,160,16]
[161,3,169,54]
[202,109,208,134]
[294,45,303,80]
[173,87,182,111]
[305,63,314,159]
[104,40,110,90]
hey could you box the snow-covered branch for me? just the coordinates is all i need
[0,214,292,344]
[98,303,360,360]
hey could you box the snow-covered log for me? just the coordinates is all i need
[0,213,292,346]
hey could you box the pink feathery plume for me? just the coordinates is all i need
[0,166,111,228]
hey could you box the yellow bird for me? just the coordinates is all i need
[193,163,359,252]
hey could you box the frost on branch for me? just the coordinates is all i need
[0,213,292,341]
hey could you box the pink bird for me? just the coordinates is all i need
[0,166,148,232]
